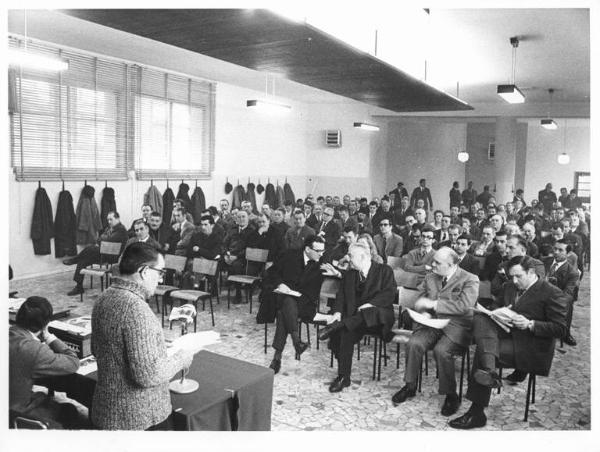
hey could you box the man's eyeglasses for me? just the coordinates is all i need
[144,266,167,277]
[310,247,325,254]
[421,235,434,239]
[379,223,391,227]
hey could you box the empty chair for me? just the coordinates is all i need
[79,241,123,302]
[227,248,269,313]
[155,254,188,324]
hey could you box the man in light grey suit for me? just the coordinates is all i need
[373,219,403,264]
[392,247,479,417]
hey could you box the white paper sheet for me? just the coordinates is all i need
[274,287,302,297]
[169,330,221,355]
[406,308,450,329]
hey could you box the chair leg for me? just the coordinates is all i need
[425,350,429,376]
[357,341,361,361]
[377,339,383,381]
[316,324,320,350]
[330,349,334,368]
[459,350,466,402]
[531,374,536,404]
[264,323,268,354]
[524,374,535,422]
[498,367,502,394]
[396,344,400,369]
[306,323,311,346]
[227,284,231,309]
[249,285,253,314]
[209,297,215,327]
[383,341,388,367]
[418,358,423,393]
[372,337,378,381]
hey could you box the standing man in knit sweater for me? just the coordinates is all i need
[91,243,193,430]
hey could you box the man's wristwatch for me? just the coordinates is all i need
[528,320,535,332]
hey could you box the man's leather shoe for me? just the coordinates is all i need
[441,393,460,416]
[391,385,416,404]
[67,285,84,296]
[448,411,487,430]
[269,359,281,375]
[473,369,502,388]
[63,258,76,266]
[505,369,527,384]
[328,375,351,393]
[564,334,577,346]
[294,341,309,360]
[318,321,342,341]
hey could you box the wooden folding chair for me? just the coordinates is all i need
[393,268,421,289]
[169,258,219,330]
[227,248,269,313]
[79,241,123,302]
[155,254,188,325]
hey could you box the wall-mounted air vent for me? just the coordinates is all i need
[326,130,342,147]
[488,142,496,160]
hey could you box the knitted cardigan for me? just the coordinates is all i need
[91,278,188,430]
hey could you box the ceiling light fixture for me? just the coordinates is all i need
[10,10,69,72]
[497,37,525,104]
[540,89,558,130]
[353,122,380,131]
[247,73,291,113]
[457,150,469,163]
[558,119,570,165]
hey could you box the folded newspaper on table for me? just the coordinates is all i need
[167,330,221,356]
[406,308,450,329]
[475,303,520,332]
[274,287,302,297]
[169,304,197,323]
[77,355,98,376]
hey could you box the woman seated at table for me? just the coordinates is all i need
[9,296,82,428]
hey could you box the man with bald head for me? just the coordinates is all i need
[392,247,479,417]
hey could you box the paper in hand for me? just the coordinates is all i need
[406,308,450,329]
[274,287,302,297]
[169,331,221,355]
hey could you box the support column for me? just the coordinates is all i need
[493,117,517,203]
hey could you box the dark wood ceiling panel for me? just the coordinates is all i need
[62,8,472,112]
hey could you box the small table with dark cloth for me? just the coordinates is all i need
[37,350,274,431]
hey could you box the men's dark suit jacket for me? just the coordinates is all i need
[543,258,579,299]
[458,253,481,276]
[318,221,341,249]
[334,262,396,341]
[257,249,324,324]
[187,231,223,260]
[497,279,568,375]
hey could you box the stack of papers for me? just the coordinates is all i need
[313,313,334,324]
[169,304,197,323]
[274,287,302,297]
[475,303,521,332]
[48,316,92,336]
[77,355,97,375]
[8,298,27,313]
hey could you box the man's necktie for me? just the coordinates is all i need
[441,277,447,288]
[550,262,559,276]
[382,236,387,260]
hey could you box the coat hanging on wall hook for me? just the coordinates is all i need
[150,179,153,186]
[62,180,65,191]
[38,181,41,189]
[105,180,108,188]
[195,180,198,188]
[167,179,169,188]
[84,180,87,186]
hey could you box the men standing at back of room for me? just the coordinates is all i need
[462,181,477,209]
[538,182,557,213]
[64,211,129,296]
[411,179,434,212]
[390,182,409,209]
[449,181,462,210]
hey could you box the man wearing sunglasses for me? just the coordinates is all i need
[91,243,193,430]
[261,235,327,374]
[373,219,403,264]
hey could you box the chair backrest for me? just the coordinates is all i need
[246,248,269,263]
[164,254,188,272]
[387,256,404,270]
[398,287,420,309]
[320,277,340,299]
[478,280,492,299]
[393,268,421,289]
[13,416,48,429]
[99,241,123,256]
[192,257,219,276]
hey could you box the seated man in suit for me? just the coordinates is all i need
[469,225,496,257]
[148,211,175,253]
[337,206,358,236]
[314,207,340,250]
[9,297,82,428]
[324,226,358,266]
[63,210,129,296]
[449,256,568,429]
[393,196,413,231]
[247,213,284,264]
[187,214,223,260]
[222,210,256,303]
[373,219,404,263]
[455,234,481,276]
[265,235,326,374]
[270,208,290,237]
[127,204,153,237]
[124,219,162,251]
[172,207,195,256]
[436,223,461,250]
[306,203,324,230]
[392,247,479,417]
[403,225,436,276]
[202,207,226,242]
[356,208,373,235]
[319,242,396,392]
[284,211,316,250]
[544,239,579,346]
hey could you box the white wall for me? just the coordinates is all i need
[384,119,467,210]
[522,118,590,201]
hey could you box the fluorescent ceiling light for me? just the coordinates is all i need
[8,48,69,72]
[246,99,291,112]
[497,84,525,104]
[541,119,558,130]
[353,122,380,131]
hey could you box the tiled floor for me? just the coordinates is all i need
[9,268,591,431]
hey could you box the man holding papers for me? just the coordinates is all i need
[265,235,326,374]
[449,255,568,429]
[392,247,479,417]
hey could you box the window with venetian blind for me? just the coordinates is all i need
[8,37,215,181]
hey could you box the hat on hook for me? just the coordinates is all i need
[247,181,256,192]
[224,178,233,194]
[256,180,265,194]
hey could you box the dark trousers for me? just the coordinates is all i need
[272,295,315,352]
[404,327,464,395]
[565,296,574,337]
[72,245,101,285]
[337,312,382,377]
[145,414,173,431]
[465,313,516,407]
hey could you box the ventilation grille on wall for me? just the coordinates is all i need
[488,142,496,160]
[326,130,342,147]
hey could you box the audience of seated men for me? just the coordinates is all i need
[64,210,129,296]
[265,236,327,374]
[306,203,324,230]
[392,196,413,230]
[436,223,461,250]
[247,213,284,264]
[9,297,83,429]
[148,211,175,253]
[319,242,396,393]
[171,207,195,256]
[433,215,452,244]
[222,210,256,303]
[455,234,481,276]
[202,207,226,241]
[372,196,394,231]
[127,204,153,237]
[392,247,479,416]
[337,206,358,235]
[403,225,436,276]
[271,207,290,237]
[285,210,316,251]
[187,214,223,261]
[373,218,403,263]
[449,256,568,429]
[470,225,496,257]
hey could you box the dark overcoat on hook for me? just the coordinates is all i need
[30,186,54,255]
[264,182,277,209]
[76,185,102,246]
[190,186,206,225]
[100,186,117,229]
[54,190,77,258]
[144,185,163,216]
[162,187,175,227]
